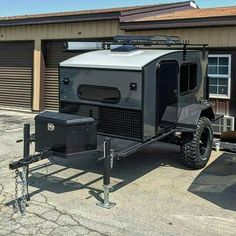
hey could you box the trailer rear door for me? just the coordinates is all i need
[156,61,178,132]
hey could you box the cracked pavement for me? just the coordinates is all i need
[0,109,236,236]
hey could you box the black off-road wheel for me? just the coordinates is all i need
[180,117,213,169]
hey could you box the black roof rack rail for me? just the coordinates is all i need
[113,35,183,45]
[109,35,208,60]
[64,35,208,60]
[110,35,208,48]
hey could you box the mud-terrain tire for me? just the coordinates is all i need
[180,117,213,169]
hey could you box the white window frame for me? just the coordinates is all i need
[208,54,231,99]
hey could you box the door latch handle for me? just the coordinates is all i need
[174,89,178,97]
[63,78,70,85]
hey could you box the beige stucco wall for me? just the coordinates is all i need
[1,22,235,47]
[33,40,43,111]
[126,26,236,48]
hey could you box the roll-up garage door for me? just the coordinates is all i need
[0,42,33,109]
[44,41,76,110]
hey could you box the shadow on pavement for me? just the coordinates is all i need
[188,152,236,211]
[26,143,188,196]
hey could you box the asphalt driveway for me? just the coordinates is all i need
[0,109,235,236]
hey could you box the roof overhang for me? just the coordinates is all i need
[0,1,196,27]
[120,1,197,22]
[0,12,120,27]
[120,15,236,31]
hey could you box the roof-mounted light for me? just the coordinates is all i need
[64,42,105,51]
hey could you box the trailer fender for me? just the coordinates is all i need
[177,104,215,131]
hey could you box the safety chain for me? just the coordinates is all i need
[14,169,20,213]
[14,166,28,216]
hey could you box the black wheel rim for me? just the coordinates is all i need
[199,126,211,160]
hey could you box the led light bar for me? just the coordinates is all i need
[65,42,105,51]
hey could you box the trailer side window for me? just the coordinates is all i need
[78,85,120,103]
[180,63,197,94]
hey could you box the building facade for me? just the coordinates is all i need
[0,1,235,132]
[122,5,236,133]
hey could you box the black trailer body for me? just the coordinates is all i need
[59,49,211,141]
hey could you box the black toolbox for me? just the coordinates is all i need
[35,111,97,157]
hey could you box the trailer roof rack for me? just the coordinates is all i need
[109,35,208,59]
[113,35,183,45]
[64,35,207,50]
[64,35,208,60]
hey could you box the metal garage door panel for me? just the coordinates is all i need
[44,41,84,110]
[0,42,33,109]
[45,68,59,110]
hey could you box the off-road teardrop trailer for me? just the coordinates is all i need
[10,35,221,214]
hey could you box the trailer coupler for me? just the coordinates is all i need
[9,151,52,171]
[10,151,51,216]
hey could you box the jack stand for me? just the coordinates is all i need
[13,124,32,216]
[97,185,116,209]
[97,138,116,209]
[23,124,31,201]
